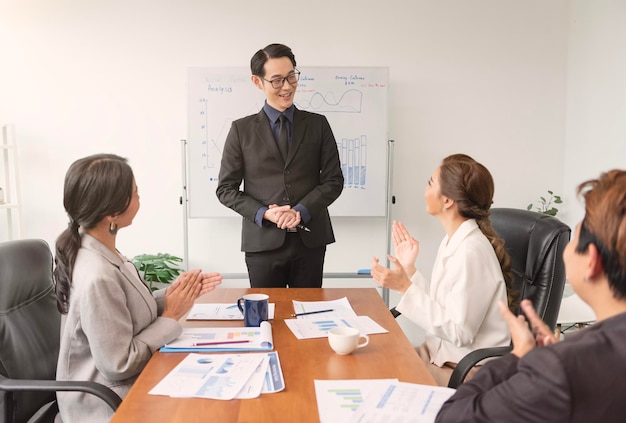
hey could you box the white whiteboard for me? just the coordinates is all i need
[186,66,388,217]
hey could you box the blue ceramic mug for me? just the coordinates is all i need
[237,293,269,327]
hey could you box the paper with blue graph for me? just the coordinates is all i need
[285,315,388,339]
[314,379,455,423]
[314,379,397,423]
[149,351,285,400]
[160,321,273,352]
[285,297,388,339]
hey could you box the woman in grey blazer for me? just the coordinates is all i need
[53,154,222,423]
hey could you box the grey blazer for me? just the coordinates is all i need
[216,107,344,252]
[56,234,181,423]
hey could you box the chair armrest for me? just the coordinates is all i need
[447,345,512,389]
[390,307,402,318]
[0,377,122,411]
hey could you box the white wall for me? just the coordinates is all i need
[562,0,626,229]
[0,0,572,345]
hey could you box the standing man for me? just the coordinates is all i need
[217,43,344,288]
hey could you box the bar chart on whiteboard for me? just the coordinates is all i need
[186,66,388,218]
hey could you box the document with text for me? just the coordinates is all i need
[285,315,388,339]
[160,321,273,352]
[187,303,276,320]
[349,381,455,423]
[291,297,357,318]
[149,351,285,400]
[314,379,455,423]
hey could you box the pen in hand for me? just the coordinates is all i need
[291,308,334,317]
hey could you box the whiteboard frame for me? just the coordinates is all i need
[185,66,389,218]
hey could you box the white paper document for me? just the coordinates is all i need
[149,351,285,400]
[315,379,455,423]
[315,379,398,423]
[160,321,273,352]
[349,381,455,423]
[187,303,276,320]
[285,315,388,339]
[291,297,357,318]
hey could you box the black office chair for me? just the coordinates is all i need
[0,239,121,423]
[446,208,571,388]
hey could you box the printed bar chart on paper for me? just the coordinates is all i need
[314,379,397,423]
[160,321,273,352]
[349,381,456,423]
[285,315,388,339]
[331,388,363,412]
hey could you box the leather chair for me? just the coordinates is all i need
[447,208,571,388]
[0,239,121,423]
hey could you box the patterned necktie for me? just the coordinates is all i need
[278,114,288,161]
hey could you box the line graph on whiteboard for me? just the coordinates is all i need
[186,66,388,217]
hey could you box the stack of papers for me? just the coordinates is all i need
[314,379,455,423]
[285,297,388,339]
[150,351,285,400]
[160,321,273,352]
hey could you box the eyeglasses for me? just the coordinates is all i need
[263,70,300,89]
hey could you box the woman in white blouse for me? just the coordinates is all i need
[371,154,516,386]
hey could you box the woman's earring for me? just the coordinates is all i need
[109,222,118,235]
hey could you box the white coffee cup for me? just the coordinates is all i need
[328,327,369,355]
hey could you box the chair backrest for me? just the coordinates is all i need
[0,239,60,423]
[490,208,571,330]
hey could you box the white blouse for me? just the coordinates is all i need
[396,219,511,366]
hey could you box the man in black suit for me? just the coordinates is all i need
[217,43,344,288]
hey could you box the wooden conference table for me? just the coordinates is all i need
[110,288,435,423]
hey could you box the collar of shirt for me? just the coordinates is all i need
[440,219,479,258]
[263,102,295,125]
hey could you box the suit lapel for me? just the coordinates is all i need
[255,109,284,162]
[289,108,306,164]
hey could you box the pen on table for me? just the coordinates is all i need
[290,308,334,317]
[193,340,251,346]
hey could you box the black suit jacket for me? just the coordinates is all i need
[216,107,344,253]
[436,311,626,423]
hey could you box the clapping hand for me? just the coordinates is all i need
[162,269,203,320]
[198,272,222,296]
[499,299,558,358]
[391,221,419,278]
[370,255,412,295]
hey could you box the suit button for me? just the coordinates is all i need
[284,170,290,175]
[286,184,291,188]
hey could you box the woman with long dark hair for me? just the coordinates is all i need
[371,154,515,386]
[54,153,222,422]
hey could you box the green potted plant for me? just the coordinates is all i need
[527,190,563,216]
[132,253,183,291]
